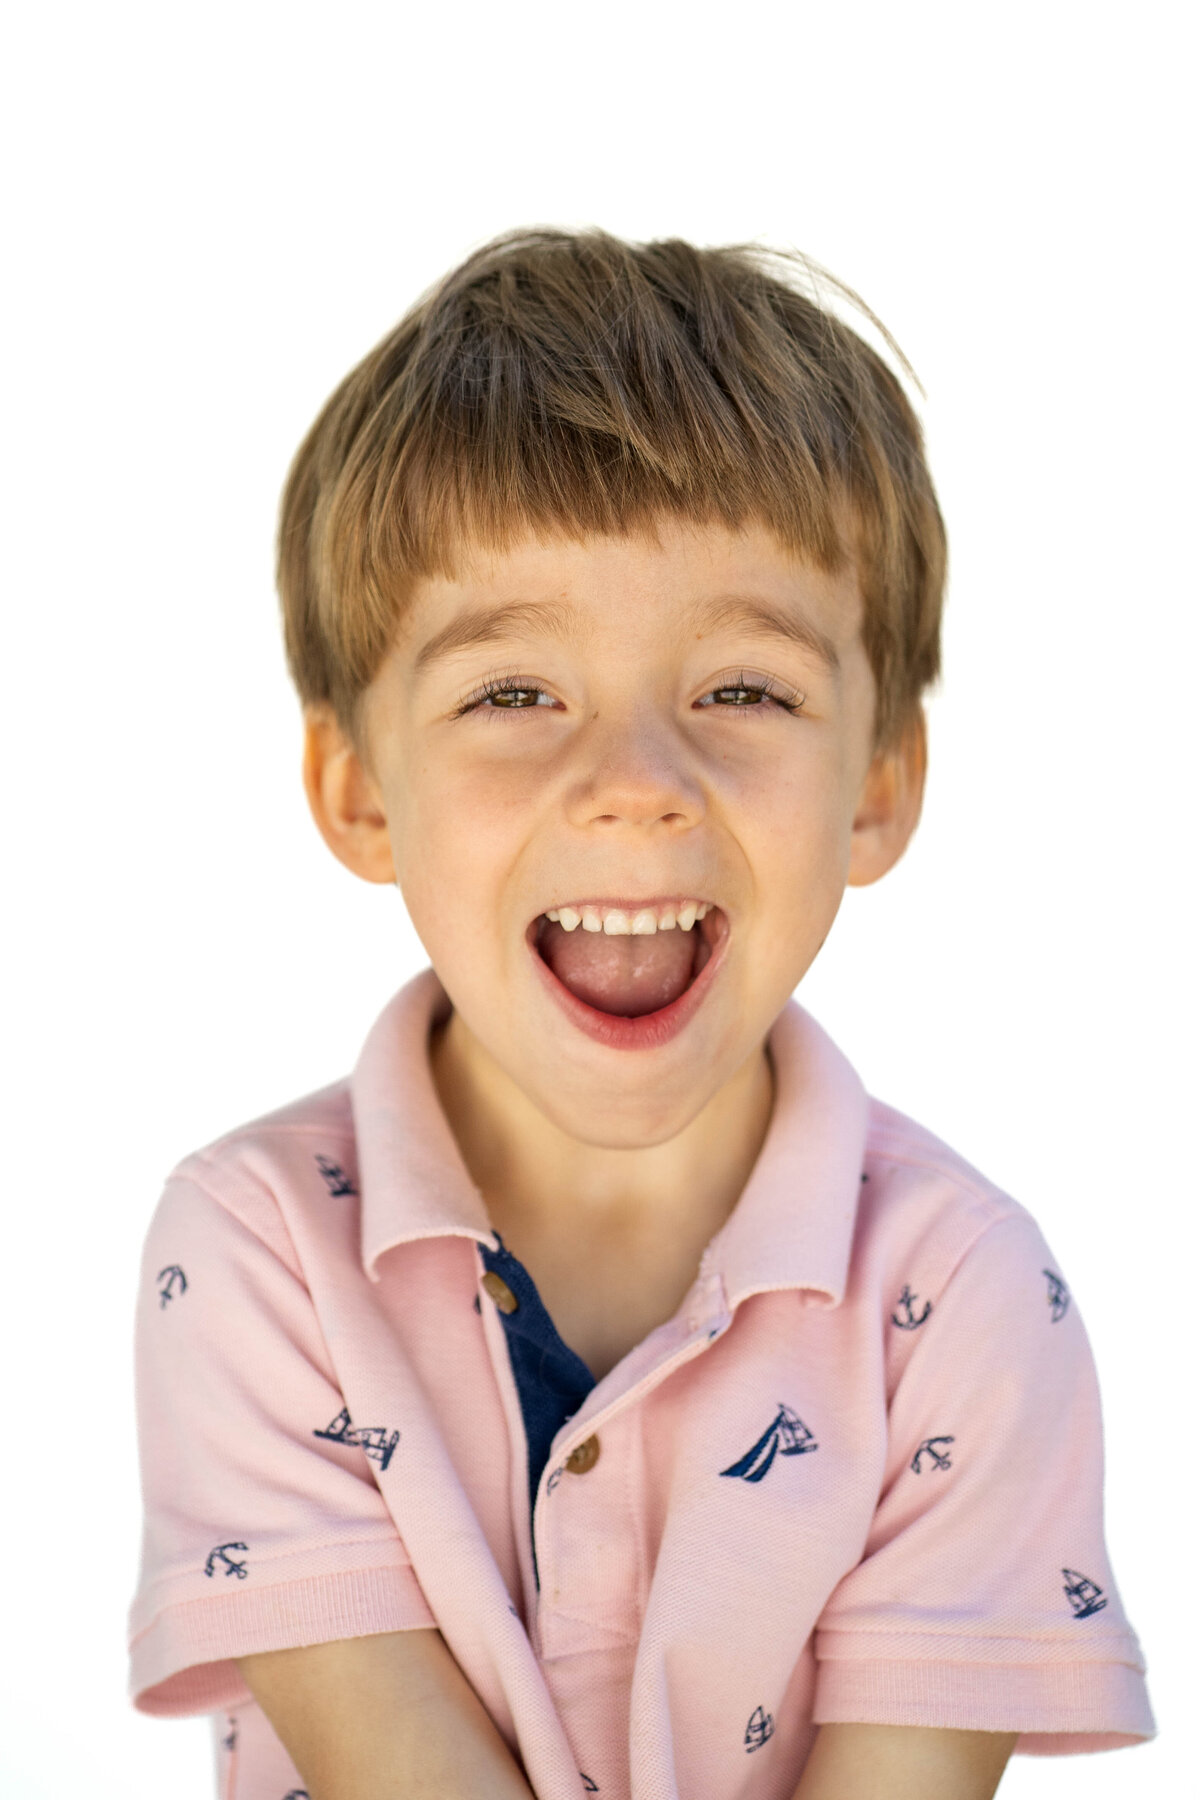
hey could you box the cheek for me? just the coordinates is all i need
[752,747,854,841]
[750,760,857,910]
[389,764,532,916]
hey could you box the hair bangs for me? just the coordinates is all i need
[279,229,945,752]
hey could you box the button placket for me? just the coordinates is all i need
[473,1246,543,1638]
[540,1297,733,1652]
[536,1420,639,1656]
[543,1295,729,1489]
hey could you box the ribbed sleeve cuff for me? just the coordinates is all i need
[813,1650,1157,1752]
[129,1563,438,1716]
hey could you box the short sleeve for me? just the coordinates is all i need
[812,1212,1156,1753]
[127,1170,436,1717]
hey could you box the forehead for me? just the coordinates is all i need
[396,520,863,677]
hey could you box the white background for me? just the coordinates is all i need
[2,2,1194,1794]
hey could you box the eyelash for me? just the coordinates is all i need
[450,669,806,720]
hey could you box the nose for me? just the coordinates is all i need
[562,710,705,832]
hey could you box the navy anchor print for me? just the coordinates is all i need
[157,1265,187,1307]
[205,1542,249,1579]
[744,1705,775,1751]
[580,1776,599,1792]
[891,1284,931,1329]
[314,1154,357,1196]
[283,1791,310,1799]
[911,1435,955,1472]
[720,1404,817,1482]
[222,1717,237,1752]
[313,1405,399,1473]
[1063,1568,1107,1619]
[1043,1269,1070,1321]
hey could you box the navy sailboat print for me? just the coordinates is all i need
[720,1404,817,1482]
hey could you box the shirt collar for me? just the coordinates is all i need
[353,968,491,1278]
[699,989,867,1313]
[352,966,867,1309]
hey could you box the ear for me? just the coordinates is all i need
[846,709,927,888]
[301,705,396,885]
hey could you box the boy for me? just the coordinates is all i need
[127,229,1155,1799]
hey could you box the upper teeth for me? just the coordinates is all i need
[544,901,713,934]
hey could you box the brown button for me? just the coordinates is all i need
[565,1434,601,1475]
[481,1271,519,1314]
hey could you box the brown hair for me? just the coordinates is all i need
[278,227,945,753]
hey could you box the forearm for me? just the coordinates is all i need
[790,1723,1018,1799]
[237,1627,537,1800]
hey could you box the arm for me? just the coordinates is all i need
[791,1723,1018,1799]
[237,1627,537,1800]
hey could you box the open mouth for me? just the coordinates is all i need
[526,902,726,1021]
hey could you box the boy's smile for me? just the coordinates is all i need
[305,518,923,1242]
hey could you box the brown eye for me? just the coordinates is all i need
[452,677,556,717]
[697,673,804,715]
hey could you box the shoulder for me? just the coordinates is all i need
[843,1101,1087,1421]
[175,1076,358,1199]
[143,1078,359,1279]
[854,1096,1063,1316]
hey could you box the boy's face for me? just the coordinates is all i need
[308,519,922,1152]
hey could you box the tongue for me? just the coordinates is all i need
[540,920,699,1016]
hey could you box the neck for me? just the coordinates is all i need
[428,1008,776,1255]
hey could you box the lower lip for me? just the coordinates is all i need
[524,911,731,1051]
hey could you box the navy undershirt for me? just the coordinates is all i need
[478,1232,597,1578]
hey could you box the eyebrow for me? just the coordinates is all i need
[413,592,841,676]
[414,599,580,674]
[690,594,841,672]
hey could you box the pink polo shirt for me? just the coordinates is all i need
[128,968,1156,1798]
